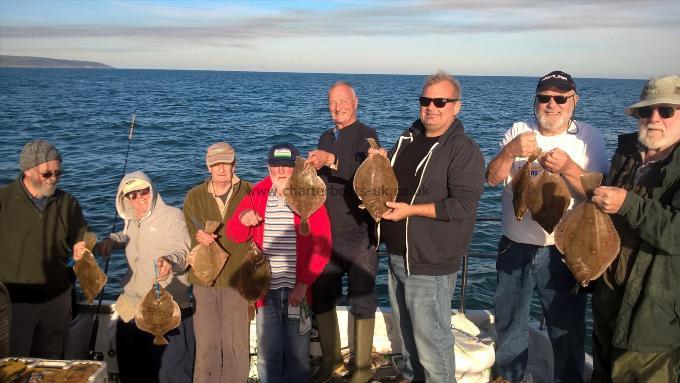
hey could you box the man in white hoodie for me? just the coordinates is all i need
[97,171,195,383]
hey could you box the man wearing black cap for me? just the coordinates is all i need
[486,71,609,382]
[590,75,680,382]
[0,140,88,358]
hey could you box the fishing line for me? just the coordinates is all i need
[87,112,137,360]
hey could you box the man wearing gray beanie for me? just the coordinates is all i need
[0,139,89,359]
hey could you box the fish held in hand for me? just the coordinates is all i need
[187,220,229,286]
[555,172,621,286]
[74,232,107,304]
[526,163,571,233]
[237,242,271,302]
[284,156,326,235]
[512,152,541,221]
[135,283,181,345]
[353,138,399,222]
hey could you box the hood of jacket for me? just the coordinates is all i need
[115,171,160,221]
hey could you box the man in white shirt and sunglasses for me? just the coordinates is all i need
[487,71,608,383]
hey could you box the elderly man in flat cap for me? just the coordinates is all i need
[591,75,680,383]
[0,140,88,358]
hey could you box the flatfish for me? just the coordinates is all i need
[135,283,181,345]
[512,152,541,221]
[555,173,621,286]
[187,220,229,286]
[74,232,107,304]
[526,165,571,233]
[237,242,271,301]
[353,138,399,222]
[284,156,326,235]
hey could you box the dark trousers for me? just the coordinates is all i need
[116,307,195,383]
[311,233,377,319]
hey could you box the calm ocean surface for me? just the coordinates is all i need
[0,68,646,352]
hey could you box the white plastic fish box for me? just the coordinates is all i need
[0,357,108,383]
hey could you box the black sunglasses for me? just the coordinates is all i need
[124,188,151,200]
[38,169,64,179]
[535,94,575,104]
[418,97,459,108]
[635,106,679,119]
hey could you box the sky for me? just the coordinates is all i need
[1,0,679,79]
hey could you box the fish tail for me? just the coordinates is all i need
[299,220,310,236]
[153,336,169,346]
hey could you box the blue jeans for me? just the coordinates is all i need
[256,288,310,383]
[388,254,457,383]
[494,236,585,383]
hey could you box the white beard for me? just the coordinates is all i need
[537,112,567,133]
[638,122,668,150]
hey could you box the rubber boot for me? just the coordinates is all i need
[346,317,375,383]
[311,309,343,383]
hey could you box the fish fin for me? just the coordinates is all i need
[153,336,169,346]
[299,219,310,236]
[84,232,98,251]
[366,137,378,149]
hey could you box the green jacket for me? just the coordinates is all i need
[0,175,88,303]
[606,133,680,352]
[183,177,252,288]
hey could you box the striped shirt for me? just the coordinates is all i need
[262,188,297,289]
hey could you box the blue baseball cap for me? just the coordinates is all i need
[267,143,299,167]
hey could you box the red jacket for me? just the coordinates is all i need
[226,176,332,307]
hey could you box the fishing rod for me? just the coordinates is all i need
[87,113,137,360]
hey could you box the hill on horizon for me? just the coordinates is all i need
[0,55,113,69]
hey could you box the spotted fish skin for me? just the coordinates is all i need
[135,284,181,345]
[187,220,229,286]
[353,138,399,222]
[284,157,326,236]
[74,232,107,304]
[554,173,621,286]
[512,153,540,221]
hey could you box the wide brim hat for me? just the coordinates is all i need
[625,75,680,116]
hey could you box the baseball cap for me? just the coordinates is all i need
[206,142,235,166]
[536,71,577,93]
[267,143,299,167]
[625,75,680,115]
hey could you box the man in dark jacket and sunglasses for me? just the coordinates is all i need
[590,75,680,383]
[0,140,88,358]
[486,71,608,383]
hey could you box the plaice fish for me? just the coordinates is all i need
[74,232,107,304]
[284,156,326,236]
[353,138,399,222]
[187,220,229,286]
[526,164,571,233]
[555,172,621,286]
[512,151,541,221]
[237,242,271,302]
[135,283,181,345]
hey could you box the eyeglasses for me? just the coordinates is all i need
[418,97,459,108]
[635,106,679,119]
[38,170,64,179]
[535,94,575,104]
[124,188,150,200]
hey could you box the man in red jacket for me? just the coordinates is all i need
[227,143,332,382]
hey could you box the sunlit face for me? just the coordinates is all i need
[268,165,295,195]
[23,160,61,198]
[328,84,358,130]
[637,104,680,152]
[535,88,578,135]
[208,162,234,186]
[419,81,461,135]
[124,187,151,218]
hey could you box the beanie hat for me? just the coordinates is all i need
[19,140,62,171]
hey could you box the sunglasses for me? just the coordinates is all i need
[38,170,64,179]
[124,188,150,200]
[635,106,679,119]
[418,97,459,108]
[535,94,575,104]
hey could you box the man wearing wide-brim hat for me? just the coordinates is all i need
[591,75,680,382]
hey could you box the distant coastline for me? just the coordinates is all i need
[0,55,113,69]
